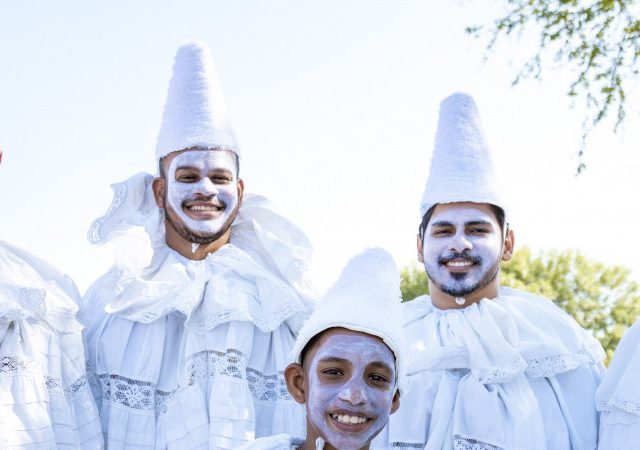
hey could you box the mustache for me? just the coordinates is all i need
[181,194,227,208]
[437,251,482,265]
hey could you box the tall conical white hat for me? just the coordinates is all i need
[155,42,239,160]
[291,248,406,392]
[420,92,504,217]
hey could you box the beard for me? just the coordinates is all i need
[163,200,240,245]
[426,250,502,298]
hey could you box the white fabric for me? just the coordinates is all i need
[371,287,604,450]
[236,434,304,450]
[419,92,505,217]
[83,196,315,449]
[0,240,103,449]
[155,42,239,160]
[596,319,640,449]
[291,248,406,392]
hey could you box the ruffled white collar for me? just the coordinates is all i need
[99,194,315,333]
[404,287,604,382]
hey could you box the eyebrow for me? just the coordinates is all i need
[318,356,349,364]
[368,361,394,372]
[430,219,493,228]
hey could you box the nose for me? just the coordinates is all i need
[195,178,219,196]
[337,378,367,405]
[449,231,472,253]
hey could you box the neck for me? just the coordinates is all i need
[301,429,369,450]
[164,225,231,260]
[429,278,500,310]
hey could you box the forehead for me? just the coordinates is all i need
[429,202,498,227]
[164,149,237,171]
[309,328,395,365]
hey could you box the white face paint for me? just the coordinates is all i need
[164,150,240,242]
[306,329,397,450]
[422,202,503,299]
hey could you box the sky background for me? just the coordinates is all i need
[1,1,639,294]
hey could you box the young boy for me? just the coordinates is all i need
[239,248,405,450]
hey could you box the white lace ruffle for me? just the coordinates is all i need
[596,319,640,422]
[93,194,314,334]
[405,287,605,382]
[453,436,504,450]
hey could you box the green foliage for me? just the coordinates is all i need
[400,247,640,363]
[468,0,640,173]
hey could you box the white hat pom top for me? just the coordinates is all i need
[292,247,406,391]
[420,92,505,217]
[155,42,239,160]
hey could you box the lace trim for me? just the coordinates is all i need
[1,356,90,400]
[390,442,424,448]
[525,342,604,378]
[19,287,47,312]
[480,355,527,384]
[0,356,30,373]
[598,396,640,416]
[87,182,127,243]
[453,435,504,450]
[98,348,292,414]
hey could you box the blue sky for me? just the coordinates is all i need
[1,1,639,292]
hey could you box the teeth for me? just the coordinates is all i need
[447,261,472,267]
[331,413,367,424]
[189,205,221,211]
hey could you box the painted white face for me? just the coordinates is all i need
[422,203,503,298]
[164,149,239,242]
[306,329,397,450]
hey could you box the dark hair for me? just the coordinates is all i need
[418,203,506,240]
[158,147,240,178]
[299,330,326,367]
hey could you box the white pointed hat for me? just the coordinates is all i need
[419,92,505,217]
[155,42,239,160]
[291,247,406,391]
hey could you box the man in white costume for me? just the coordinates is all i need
[82,43,315,449]
[596,321,640,448]
[373,93,606,450]
[237,247,405,450]
[0,149,103,448]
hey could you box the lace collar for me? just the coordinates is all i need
[405,287,604,382]
[102,195,315,333]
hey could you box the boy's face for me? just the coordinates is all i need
[286,328,400,450]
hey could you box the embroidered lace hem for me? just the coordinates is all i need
[96,348,292,414]
[0,355,91,400]
[525,341,605,378]
[453,435,504,450]
[598,396,640,416]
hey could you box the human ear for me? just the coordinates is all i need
[502,228,515,262]
[390,389,401,415]
[152,177,166,208]
[237,178,245,205]
[284,363,306,404]
[416,235,424,263]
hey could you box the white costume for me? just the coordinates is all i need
[596,320,640,449]
[0,240,102,449]
[83,43,314,449]
[372,93,605,450]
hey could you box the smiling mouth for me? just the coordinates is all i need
[182,201,225,219]
[329,413,371,425]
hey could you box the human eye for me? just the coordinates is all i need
[321,368,344,377]
[175,170,198,183]
[431,227,452,237]
[468,226,491,235]
[210,175,232,184]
